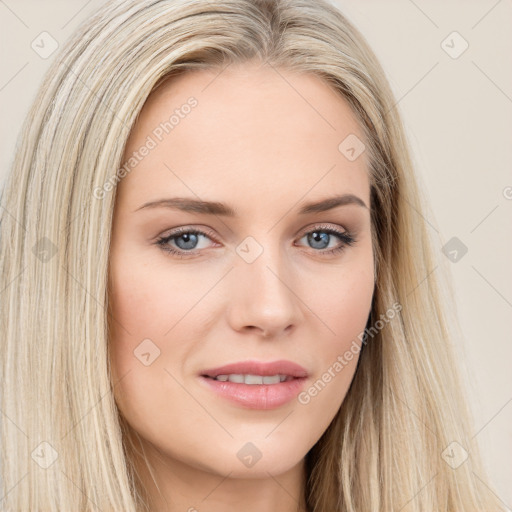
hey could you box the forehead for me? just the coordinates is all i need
[117,62,370,213]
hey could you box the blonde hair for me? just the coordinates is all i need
[0,0,504,510]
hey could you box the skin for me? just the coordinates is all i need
[108,60,375,512]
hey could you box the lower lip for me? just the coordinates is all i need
[199,376,307,410]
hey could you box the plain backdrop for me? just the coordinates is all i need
[1,0,511,506]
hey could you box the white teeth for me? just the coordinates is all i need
[244,374,263,384]
[212,374,289,384]
[262,375,281,384]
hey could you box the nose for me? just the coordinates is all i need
[226,243,303,339]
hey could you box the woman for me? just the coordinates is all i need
[0,0,504,510]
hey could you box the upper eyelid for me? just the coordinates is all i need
[161,223,349,239]
[160,226,218,243]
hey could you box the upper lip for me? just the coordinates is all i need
[200,359,308,378]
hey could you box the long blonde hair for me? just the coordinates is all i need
[0,0,504,510]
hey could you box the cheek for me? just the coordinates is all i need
[107,264,191,448]
[107,250,222,432]
[296,258,374,411]
[107,254,180,413]
[305,249,374,347]
[108,251,206,362]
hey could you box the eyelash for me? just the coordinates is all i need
[155,224,356,259]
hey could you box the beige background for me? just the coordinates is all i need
[1,0,511,506]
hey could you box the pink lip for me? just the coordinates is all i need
[198,359,309,410]
[200,359,308,378]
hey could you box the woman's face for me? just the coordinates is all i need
[108,61,374,480]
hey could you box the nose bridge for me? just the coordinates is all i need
[228,234,301,335]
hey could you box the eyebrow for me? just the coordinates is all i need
[133,194,368,216]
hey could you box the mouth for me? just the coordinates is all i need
[198,359,309,409]
[199,359,308,380]
[202,373,296,384]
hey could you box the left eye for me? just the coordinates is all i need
[156,225,355,257]
[299,230,343,250]
[165,231,209,251]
